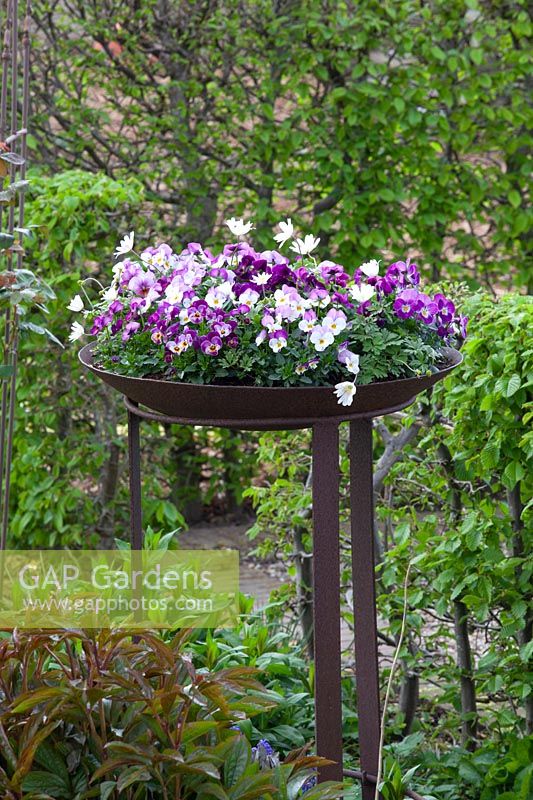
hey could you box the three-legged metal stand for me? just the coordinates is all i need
[127,402,381,797]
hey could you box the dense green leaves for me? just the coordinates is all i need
[244,290,532,797]
[30,0,532,289]
[0,629,340,799]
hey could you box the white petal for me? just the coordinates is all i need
[225,217,253,236]
[290,238,308,255]
[360,259,380,278]
[114,231,135,256]
[67,294,84,312]
[350,283,375,303]
[102,286,118,302]
[303,234,320,254]
[334,381,356,407]
[68,321,85,342]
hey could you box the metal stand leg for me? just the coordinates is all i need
[312,421,343,783]
[350,420,380,800]
[127,402,143,550]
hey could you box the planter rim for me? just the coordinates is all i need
[79,343,462,430]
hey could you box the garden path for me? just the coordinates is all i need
[178,521,355,651]
[177,521,282,608]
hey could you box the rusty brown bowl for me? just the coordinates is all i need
[79,343,462,430]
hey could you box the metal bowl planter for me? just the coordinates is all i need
[80,343,462,799]
[79,344,462,430]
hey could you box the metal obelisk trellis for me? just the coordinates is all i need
[0,0,31,550]
[125,403,385,798]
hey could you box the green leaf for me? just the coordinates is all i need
[12,687,66,712]
[0,232,14,248]
[458,760,482,784]
[100,782,116,800]
[503,461,525,488]
[393,97,405,114]
[506,374,521,396]
[508,190,521,208]
[181,721,218,743]
[480,441,500,470]
[22,771,70,797]
[224,737,250,787]
[117,767,151,792]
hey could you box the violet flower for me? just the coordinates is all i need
[122,321,141,341]
[200,333,223,356]
[268,329,288,352]
[393,288,421,319]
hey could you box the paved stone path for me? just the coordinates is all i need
[177,521,284,608]
[179,521,357,654]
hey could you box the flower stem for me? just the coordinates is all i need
[374,559,413,800]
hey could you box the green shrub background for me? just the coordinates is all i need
[1,1,531,797]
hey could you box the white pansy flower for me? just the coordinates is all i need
[298,317,315,333]
[273,218,294,248]
[350,283,375,303]
[217,280,235,298]
[239,288,260,307]
[290,234,320,256]
[67,294,84,312]
[68,321,85,342]
[334,381,357,406]
[344,353,360,375]
[359,259,380,277]
[269,335,287,353]
[323,311,347,335]
[166,283,184,305]
[225,217,254,237]
[291,296,311,315]
[205,289,226,309]
[274,287,293,306]
[102,286,118,303]
[310,325,334,352]
[115,231,134,256]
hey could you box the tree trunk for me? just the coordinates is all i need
[293,525,314,658]
[438,441,478,750]
[96,387,121,549]
[454,599,478,749]
[398,637,419,737]
[508,482,533,734]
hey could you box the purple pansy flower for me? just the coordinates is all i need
[433,292,456,323]
[108,300,124,315]
[122,321,140,341]
[90,314,110,335]
[393,288,421,319]
[416,293,439,324]
[129,270,157,297]
[120,259,141,285]
[200,333,223,356]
